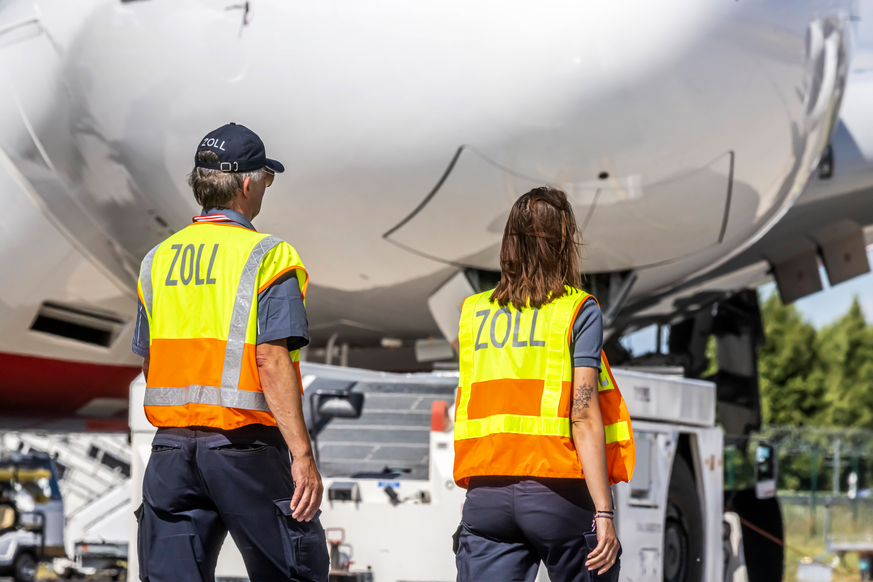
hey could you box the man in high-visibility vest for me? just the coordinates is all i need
[131,123,328,582]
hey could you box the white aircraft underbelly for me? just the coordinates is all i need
[0,0,856,380]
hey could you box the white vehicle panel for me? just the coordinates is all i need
[129,365,723,582]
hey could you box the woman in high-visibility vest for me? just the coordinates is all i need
[453,186,634,582]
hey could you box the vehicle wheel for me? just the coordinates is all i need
[13,551,37,582]
[664,455,704,582]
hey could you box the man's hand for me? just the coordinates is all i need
[586,517,620,574]
[290,454,323,522]
[257,339,323,522]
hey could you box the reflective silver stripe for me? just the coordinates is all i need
[144,386,270,411]
[220,235,282,391]
[139,244,160,317]
[144,385,221,407]
[220,388,269,411]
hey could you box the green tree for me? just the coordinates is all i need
[757,293,827,426]
[822,298,873,429]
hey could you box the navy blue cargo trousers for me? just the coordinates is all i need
[455,477,621,582]
[135,425,329,582]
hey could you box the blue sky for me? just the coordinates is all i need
[622,248,873,356]
[762,248,873,329]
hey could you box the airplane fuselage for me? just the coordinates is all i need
[0,0,859,422]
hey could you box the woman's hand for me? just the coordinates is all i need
[570,366,621,574]
[570,367,620,574]
[586,517,620,574]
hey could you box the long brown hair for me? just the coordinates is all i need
[490,186,582,310]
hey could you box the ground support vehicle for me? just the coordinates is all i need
[0,452,65,582]
[2,433,134,581]
[56,479,131,580]
[129,362,742,582]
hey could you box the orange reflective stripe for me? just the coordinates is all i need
[188,221,253,232]
[465,379,576,419]
[147,338,225,388]
[145,402,277,430]
[454,432,633,488]
[146,338,261,393]
[454,432,583,488]
[466,379,545,419]
[257,265,309,298]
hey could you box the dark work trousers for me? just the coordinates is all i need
[455,477,621,582]
[136,424,329,582]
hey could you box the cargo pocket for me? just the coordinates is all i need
[273,499,329,582]
[454,523,476,582]
[452,523,463,554]
[134,503,147,581]
[583,531,598,555]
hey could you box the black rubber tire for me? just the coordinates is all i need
[664,455,704,582]
[13,551,37,582]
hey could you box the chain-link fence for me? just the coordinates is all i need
[730,427,873,581]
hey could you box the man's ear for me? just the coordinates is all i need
[242,176,251,199]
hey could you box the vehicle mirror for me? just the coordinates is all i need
[754,441,777,499]
[317,392,365,419]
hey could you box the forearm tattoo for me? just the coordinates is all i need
[572,380,595,415]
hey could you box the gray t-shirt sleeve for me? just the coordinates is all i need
[257,272,310,351]
[570,299,603,369]
[131,300,150,358]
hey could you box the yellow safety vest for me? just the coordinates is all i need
[136,220,308,430]
[453,288,634,487]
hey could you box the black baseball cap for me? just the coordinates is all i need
[194,122,285,173]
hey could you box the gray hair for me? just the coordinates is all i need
[187,150,265,209]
